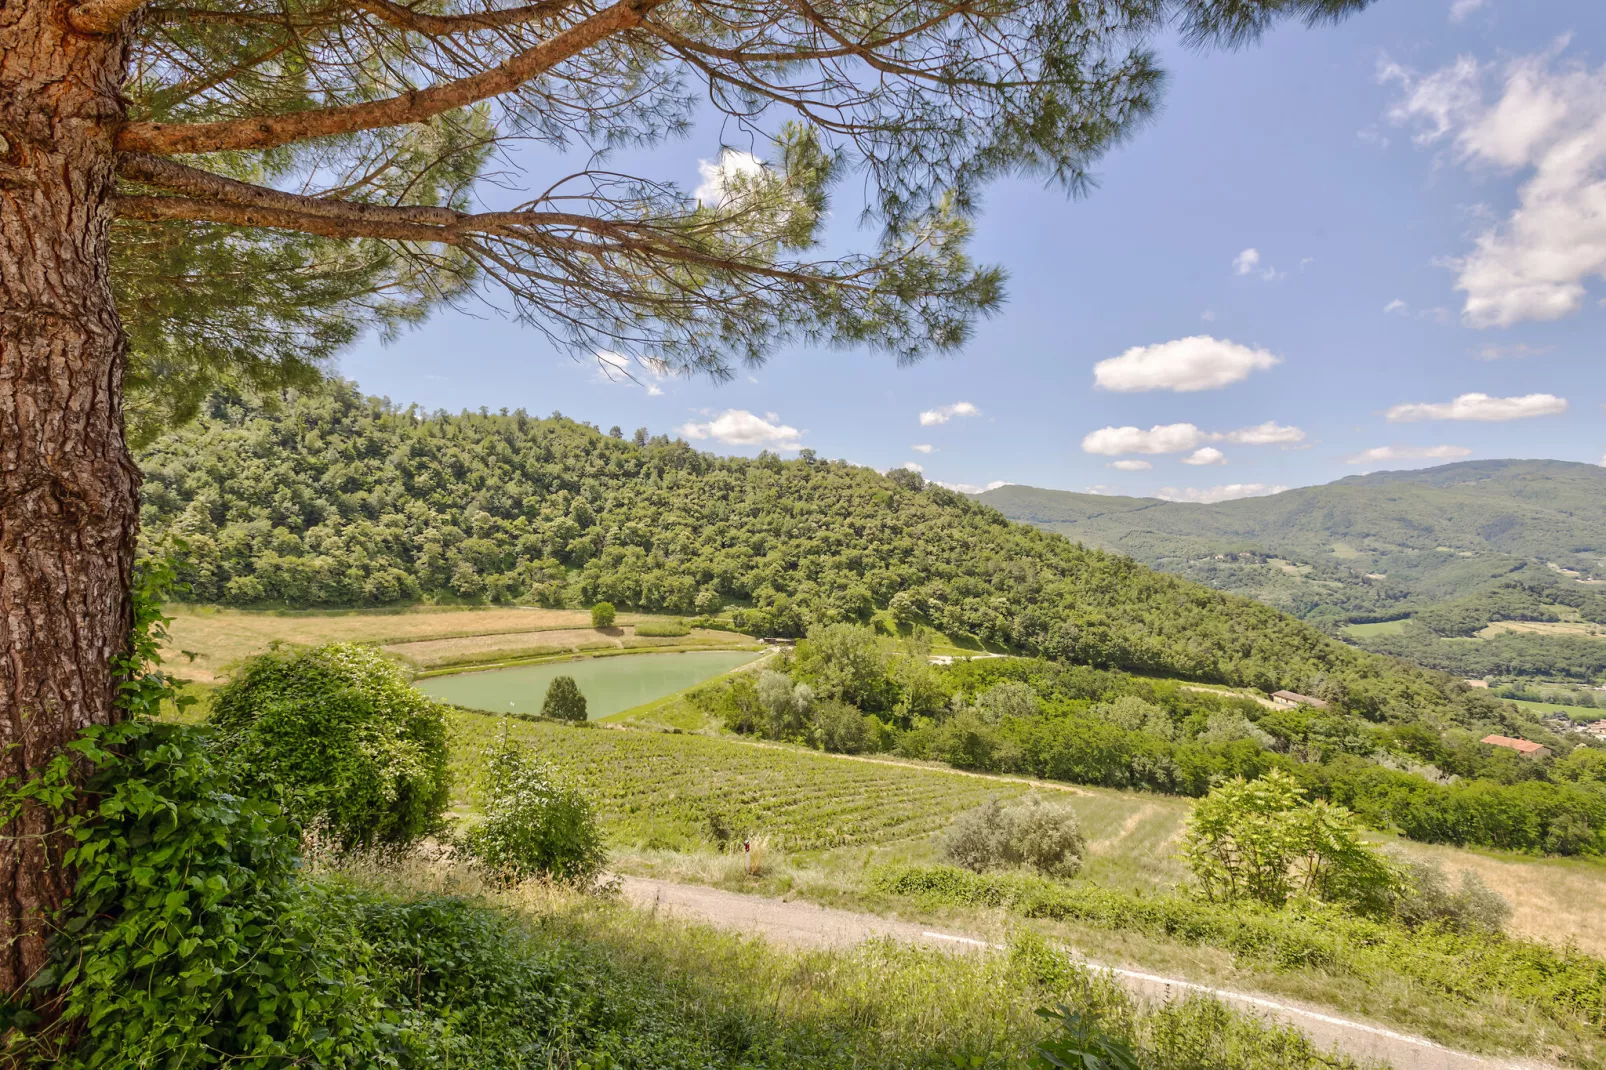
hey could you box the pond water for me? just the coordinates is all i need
[415,650,763,720]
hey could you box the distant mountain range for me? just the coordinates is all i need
[976,461,1606,684]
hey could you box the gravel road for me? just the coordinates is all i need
[617,875,1554,1070]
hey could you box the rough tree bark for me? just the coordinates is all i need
[0,0,138,996]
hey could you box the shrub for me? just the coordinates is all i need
[943,795,1084,879]
[635,619,691,637]
[543,674,588,722]
[1008,796,1088,879]
[809,698,873,754]
[464,735,606,884]
[208,643,451,850]
[976,681,1039,723]
[697,674,765,733]
[9,720,387,1069]
[1392,856,1512,932]
[758,669,813,738]
[1182,770,1401,914]
[591,601,616,628]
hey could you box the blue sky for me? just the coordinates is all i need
[342,0,1606,502]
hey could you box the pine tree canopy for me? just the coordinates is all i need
[108,0,1375,437]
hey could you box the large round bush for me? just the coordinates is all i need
[209,643,451,849]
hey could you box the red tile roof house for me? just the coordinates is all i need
[1480,735,1552,759]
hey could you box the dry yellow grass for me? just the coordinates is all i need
[383,626,746,668]
[162,604,660,682]
[1387,839,1606,954]
[1477,619,1606,640]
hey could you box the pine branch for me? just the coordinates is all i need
[69,0,154,33]
[347,0,573,36]
[113,189,882,291]
[116,0,663,155]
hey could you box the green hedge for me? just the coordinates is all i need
[870,865,1606,1027]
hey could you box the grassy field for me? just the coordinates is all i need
[329,856,1372,1070]
[446,705,1606,952]
[161,605,745,682]
[440,705,1606,1067]
[1342,619,1409,638]
[1479,619,1606,640]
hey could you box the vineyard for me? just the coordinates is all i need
[447,709,1042,851]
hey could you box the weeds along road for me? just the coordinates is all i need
[617,875,1556,1070]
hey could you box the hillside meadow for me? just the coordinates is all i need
[432,704,1606,1066]
[448,705,1606,957]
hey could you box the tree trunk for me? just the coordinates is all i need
[0,0,137,997]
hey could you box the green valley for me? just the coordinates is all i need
[977,465,1606,687]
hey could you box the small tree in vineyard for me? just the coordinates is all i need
[542,676,588,722]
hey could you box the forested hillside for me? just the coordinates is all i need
[978,467,1606,683]
[141,385,1507,728]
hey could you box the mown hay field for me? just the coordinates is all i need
[161,605,708,681]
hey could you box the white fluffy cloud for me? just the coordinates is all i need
[1384,298,1408,315]
[1082,423,1210,456]
[677,409,802,449]
[1155,484,1288,504]
[1092,336,1281,393]
[1449,0,1488,23]
[693,149,767,208]
[1382,47,1606,327]
[1346,445,1473,464]
[911,443,935,454]
[1109,460,1153,471]
[1082,420,1304,456]
[901,462,924,473]
[1385,392,1568,422]
[919,401,980,426]
[1183,447,1227,466]
[1232,247,1283,281]
[1224,421,1306,445]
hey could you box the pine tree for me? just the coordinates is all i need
[0,0,1374,995]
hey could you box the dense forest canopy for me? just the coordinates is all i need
[143,385,1513,731]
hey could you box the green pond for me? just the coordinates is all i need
[416,650,762,719]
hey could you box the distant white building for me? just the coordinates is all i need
[1271,690,1329,710]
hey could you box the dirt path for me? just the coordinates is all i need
[617,875,1552,1070]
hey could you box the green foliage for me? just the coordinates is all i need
[1031,1006,1140,1070]
[208,642,451,849]
[1391,856,1512,933]
[944,796,1085,879]
[980,461,1606,676]
[1181,772,1401,914]
[138,385,1494,722]
[872,864,1606,1034]
[591,601,617,628]
[794,623,895,711]
[543,675,589,722]
[463,734,606,885]
[808,699,874,754]
[7,719,388,1069]
[445,708,1033,851]
[756,669,814,738]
